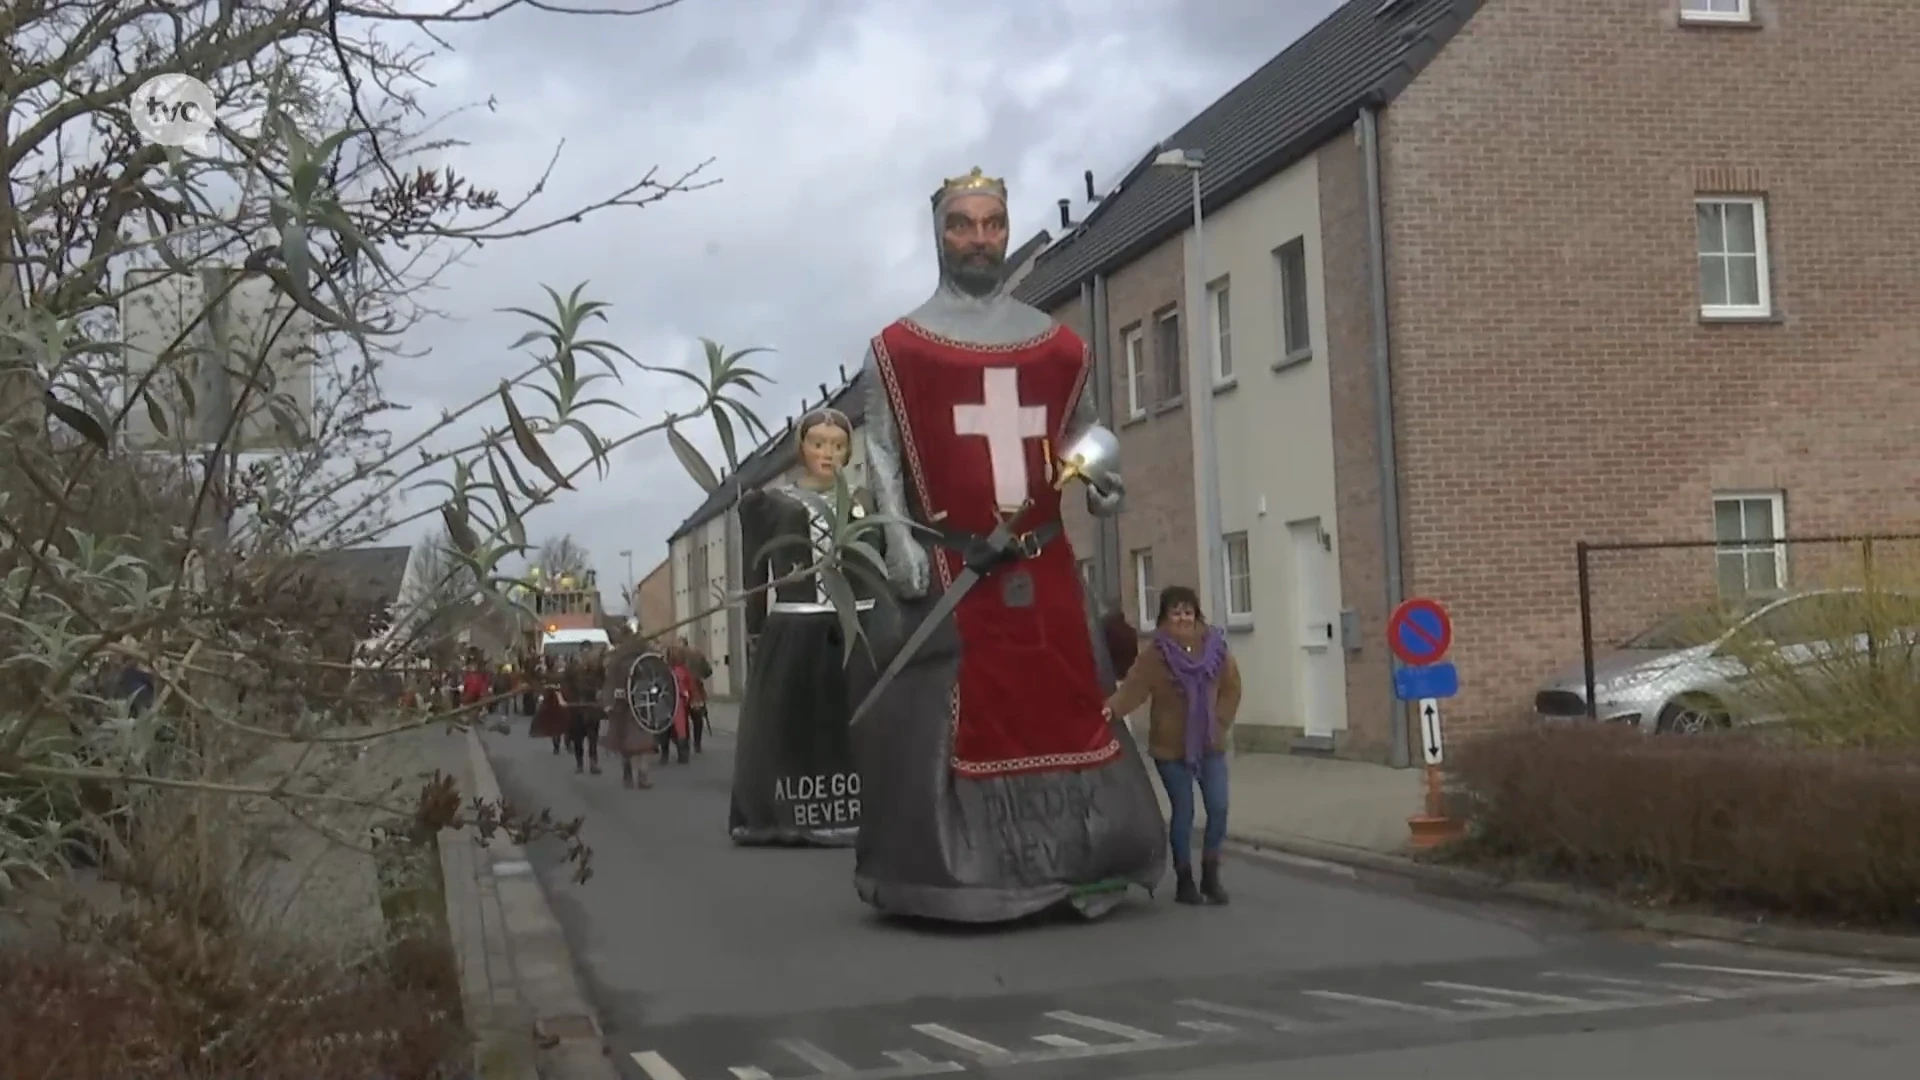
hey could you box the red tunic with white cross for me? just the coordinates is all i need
[871,319,1121,778]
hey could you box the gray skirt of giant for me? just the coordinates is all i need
[728,601,876,847]
[850,587,1167,923]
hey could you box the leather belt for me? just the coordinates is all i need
[937,519,1062,560]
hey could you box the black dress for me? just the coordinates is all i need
[729,485,882,847]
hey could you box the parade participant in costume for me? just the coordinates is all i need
[562,659,604,775]
[655,645,697,766]
[530,663,569,754]
[602,648,658,790]
[729,407,878,847]
[851,168,1165,922]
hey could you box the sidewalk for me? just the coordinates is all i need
[702,701,1423,855]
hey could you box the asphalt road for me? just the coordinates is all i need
[483,724,1920,1080]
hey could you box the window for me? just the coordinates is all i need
[1681,0,1750,23]
[1714,492,1786,597]
[1224,531,1253,624]
[1208,279,1233,383]
[1154,309,1182,402]
[1273,238,1311,362]
[1122,325,1146,418]
[1696,196,1771,318]
[1132,548,1157,626]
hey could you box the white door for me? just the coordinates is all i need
[1287,518,1340,737]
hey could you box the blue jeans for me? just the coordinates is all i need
[1155,753,1229,869]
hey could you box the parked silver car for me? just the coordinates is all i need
[1534,589,1920,734]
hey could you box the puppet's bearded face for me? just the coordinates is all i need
[940,193,1009,292]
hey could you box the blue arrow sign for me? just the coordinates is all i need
[1393,661,1459,702]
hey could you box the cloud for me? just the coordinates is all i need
[363,0,1343,596]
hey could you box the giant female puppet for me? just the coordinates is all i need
[729,407,877,846]
[850,167,1166,922]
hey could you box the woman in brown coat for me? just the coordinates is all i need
[1104,586,1242,906]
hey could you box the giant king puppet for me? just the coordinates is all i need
[851,167,1166,923]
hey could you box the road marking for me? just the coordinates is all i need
[1177,998,1304,1030]
[1302,989,1462,1019]
[1424,981,1592,1006]
[1658,963,1852,983]
[1177,1019,1238,1034]
[1839,967,1920,979]
[631,1051,689,1080]
[777,1038,852,1072]
[912,1023,1012,1060]
[727,1069,774,1080]
[1044,1011,1164,1042]
[877,1049,967,1077]
[1035,1034,1089,1048]
[1540,971,1727,999]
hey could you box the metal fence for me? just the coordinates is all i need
[1571,533,1920,723]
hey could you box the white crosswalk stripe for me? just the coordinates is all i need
[631,1050,690,1080]
[911,1023,1011,1060]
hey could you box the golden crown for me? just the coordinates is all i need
[933,166,1008,206]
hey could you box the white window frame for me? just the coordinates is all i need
[1207,278,1234,386]
[1223,531,1253,626]
[1273,237,1312,364]
[1695,195,1772,319]
[1680,0,1752,25]
[1123,326,1146,419]
[1154,307,1183,403]
[1712,491,1787,596]
[1132,548,1156,626]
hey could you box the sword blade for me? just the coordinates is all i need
[847,564,979,727]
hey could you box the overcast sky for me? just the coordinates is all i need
[380,0,1341,603]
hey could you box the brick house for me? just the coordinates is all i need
[1016,0,1920,763]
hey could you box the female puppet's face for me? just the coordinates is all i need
[800,422,850,483]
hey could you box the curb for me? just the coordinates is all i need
[453,728,622,1080]
[1225,827,1920,964]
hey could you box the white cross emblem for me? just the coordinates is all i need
[952,367,1048,512]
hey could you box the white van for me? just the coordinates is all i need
[540,627,612,661]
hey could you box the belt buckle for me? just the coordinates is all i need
[1013,530,1043,559]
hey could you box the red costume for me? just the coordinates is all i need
[871,320,1120,778]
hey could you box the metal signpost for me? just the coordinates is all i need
[1388,597,1462,848]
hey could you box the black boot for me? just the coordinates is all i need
[1200,857,1230,906]
[1173,866,1203,905]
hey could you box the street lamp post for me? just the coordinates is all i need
[1154,148,1229,625]
[618,548,635,616]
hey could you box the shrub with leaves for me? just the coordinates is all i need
[0,0,889,1074]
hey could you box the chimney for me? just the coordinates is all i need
[1084,170,1100,202]
[819,382,830,403]
[838,363,848,384]
[1057,198,1073,230]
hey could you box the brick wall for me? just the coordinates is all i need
[1372,0,1920,737]
[636,558,674,641]
[1051,234,1199,628]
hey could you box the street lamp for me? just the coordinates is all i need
[1153,147,1230,625]
[618,548,635,615]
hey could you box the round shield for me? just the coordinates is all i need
[616,649,681,736]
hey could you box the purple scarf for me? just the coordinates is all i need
[1154,625,1228,771]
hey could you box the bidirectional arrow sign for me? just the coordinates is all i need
[1419,698,1444,766]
